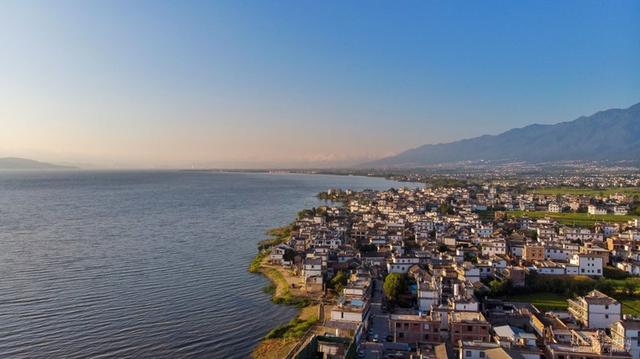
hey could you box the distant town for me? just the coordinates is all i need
[250,169,640,359]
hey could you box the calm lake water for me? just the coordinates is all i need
[0,171,419,358]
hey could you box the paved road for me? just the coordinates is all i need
[359,278,390,358]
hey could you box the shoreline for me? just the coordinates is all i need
[248,231,319,359]
[184,168,426,186]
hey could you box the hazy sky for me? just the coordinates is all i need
[1,1,639,168]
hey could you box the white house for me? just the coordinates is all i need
[458,262,481,283]
[588,205,607,215]
[481,238,506,257]
[563,263,579,275]
[475,225,493,238]
[545,246,576,261]
[418,282,439,312]
[330,298,370,323]
[269,243,293,265]
[303,257,323,280]
[570,254,603,276]
[534,261,567,275]
[568,290,621,329]
[617,261,640,276]
[548,203,561,213]
[560,227,603,242]
[387,255,420,273]
[614,206,629,216]
[611,320,640,359]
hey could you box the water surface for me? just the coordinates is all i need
[0,171,418,358]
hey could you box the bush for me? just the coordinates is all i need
[604,266,630,280]
[521,272,616,297]
[257,224,293,250]
[623,280,638,296]
[273,296,311,308]
[249,252,267,273]
[489,279,513,296]
[264,317,319,339]
[329,271,348,294]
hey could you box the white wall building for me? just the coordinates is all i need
[568,290,621,329]
[611,320,640,359]
[570,254,603,276]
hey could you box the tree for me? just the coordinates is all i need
[594,279,615,296]
[464,252,477,264]
[384,273,405,302]
[488,279,512,296]
[283,248,296,262]
[330,271,348,294]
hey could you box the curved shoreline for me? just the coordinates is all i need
[248,253,318,358]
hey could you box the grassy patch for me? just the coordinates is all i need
[264,316,319,339]
[251,338,297,359]
[262,267,311,308]
[507,210,637,226]
[249,252,267,273]
[262,284,276,294]
[257,225,293,250]
[263,267,290,296]
[620,297,640,315]
[502,292,569,311]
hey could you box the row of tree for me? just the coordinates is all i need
[483,272,638,298]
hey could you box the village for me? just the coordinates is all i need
[252,178,640,359]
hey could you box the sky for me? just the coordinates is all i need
[0,1,639,169]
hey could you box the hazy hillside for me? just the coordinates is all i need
[364,102,640,168]
[0,157,75,170]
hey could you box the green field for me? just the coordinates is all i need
[507,210,637,226]
[619,297,640,315]
[502,292,640,315]
[530,187,640,197]
[502,292,569,311]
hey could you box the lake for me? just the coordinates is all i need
[0,171,419,358]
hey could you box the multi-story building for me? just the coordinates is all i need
[611,320,640,359]
[570,254,604,276]
[523,244,545,261]
[568,290,621,329]
[390,313,442,345]
[545,330,631,359]
[387,255,420,273]
[481,238,507,257]
[330,298,370,324]
[417,281,440,312]
[458,342,511,359]
[390,311,491,346]
[449,312,492,344]
[303,257,323,279]
[588,205,608,215]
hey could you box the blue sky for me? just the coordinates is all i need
[1,0,638,168]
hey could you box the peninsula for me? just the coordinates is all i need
[250,169,640,358]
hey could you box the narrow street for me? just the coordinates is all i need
[359,278,390,358]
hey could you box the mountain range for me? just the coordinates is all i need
[0,157,75,170]
[364,102,640,168]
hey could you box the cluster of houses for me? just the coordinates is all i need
[268,184,640,359]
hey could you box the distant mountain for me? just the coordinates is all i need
[0,157,75,170]
[363,102,640,168]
